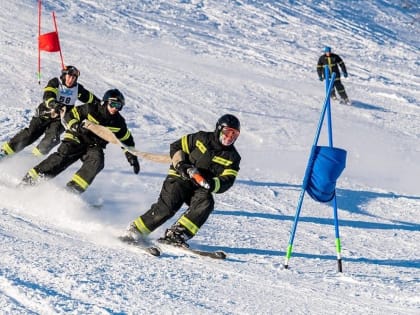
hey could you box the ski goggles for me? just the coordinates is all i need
[220,127,240,146]
[108,100,123,111]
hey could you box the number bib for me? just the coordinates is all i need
[57,84,78,106]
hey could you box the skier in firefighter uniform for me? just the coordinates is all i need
[21,89,140,193]
[122,114,241,247]
[317,46,350,104]
[0,65,98,160]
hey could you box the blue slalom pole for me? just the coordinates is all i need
[284,72,336,269]
[332,194,342,272]
[325,67,343,272]
[325,66,333,148]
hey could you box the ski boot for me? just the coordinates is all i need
[120,222,146,243]
[158,224,191,248]
[66,181,85,194]
[340,98,351,105]
[119,223,161,256]
[20,172,38,186]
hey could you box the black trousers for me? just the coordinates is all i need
[7,116,63,155]
[141,176,215,233]
[330,78,348,100]
[33,140,105,191]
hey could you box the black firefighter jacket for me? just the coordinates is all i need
[62,102,135,149]
[168,131,241,194]
[37,77,98,119]
[317,53,347,79]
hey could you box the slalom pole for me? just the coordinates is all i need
[324,66,333,148]
[52,12,64,69]
[283,72,336,269]
[332,196,342,272]
[324,66,343,272]
[37,0,42,84]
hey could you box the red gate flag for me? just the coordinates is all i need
[39,31,60,52]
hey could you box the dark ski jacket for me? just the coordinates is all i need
[317,53,347,79]
[37,77,98,119]
[62,102,135,149]
[168,131,241,194]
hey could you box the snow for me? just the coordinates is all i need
[0,0,419,314]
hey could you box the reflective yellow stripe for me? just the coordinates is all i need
[44,86,58,94]
[168,169,180,177]
[63,132,80,143]
[120,130,131,142]
[178,216,199,236]
[28,168,39,180]
[31,147,43,157]
[2,143,14,155]
[70,174,89,191]
[181,135,189,154]
[87,114,99,124]
[87,93,94,103]
[221,169,238,177]
[133,217,151,235]
[212,156,233,166]
[196,140,207,154]
[213,177,220,193]
[102,126,130,141]
[108,126,121,133]
[71,107,80,120]
[67,118,79,130]
[45,97,56,107]
[327,57,332,74]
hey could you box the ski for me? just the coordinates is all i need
[118,236,161,257]
[184,247,227,259]
[157,239,226,260]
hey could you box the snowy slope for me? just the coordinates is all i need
[0,0,419,314]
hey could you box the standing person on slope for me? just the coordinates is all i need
[317,46,350,104]
[20,89,140,193]
[0,65,99,160]
[120,114,241,249]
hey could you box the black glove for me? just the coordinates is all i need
[125,151,140,174]
[175,161,193,180]
[343,72,348,78]
[50,101,65,115]
[319,76,323,81]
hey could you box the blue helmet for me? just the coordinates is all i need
[324,46,331,53]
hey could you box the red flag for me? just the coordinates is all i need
[39,31,60,52]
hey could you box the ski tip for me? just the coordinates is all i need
[118,236,161,257]
[213,251,227,259]
[147,247,161,257]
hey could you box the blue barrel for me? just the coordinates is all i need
[306,146,347,203]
